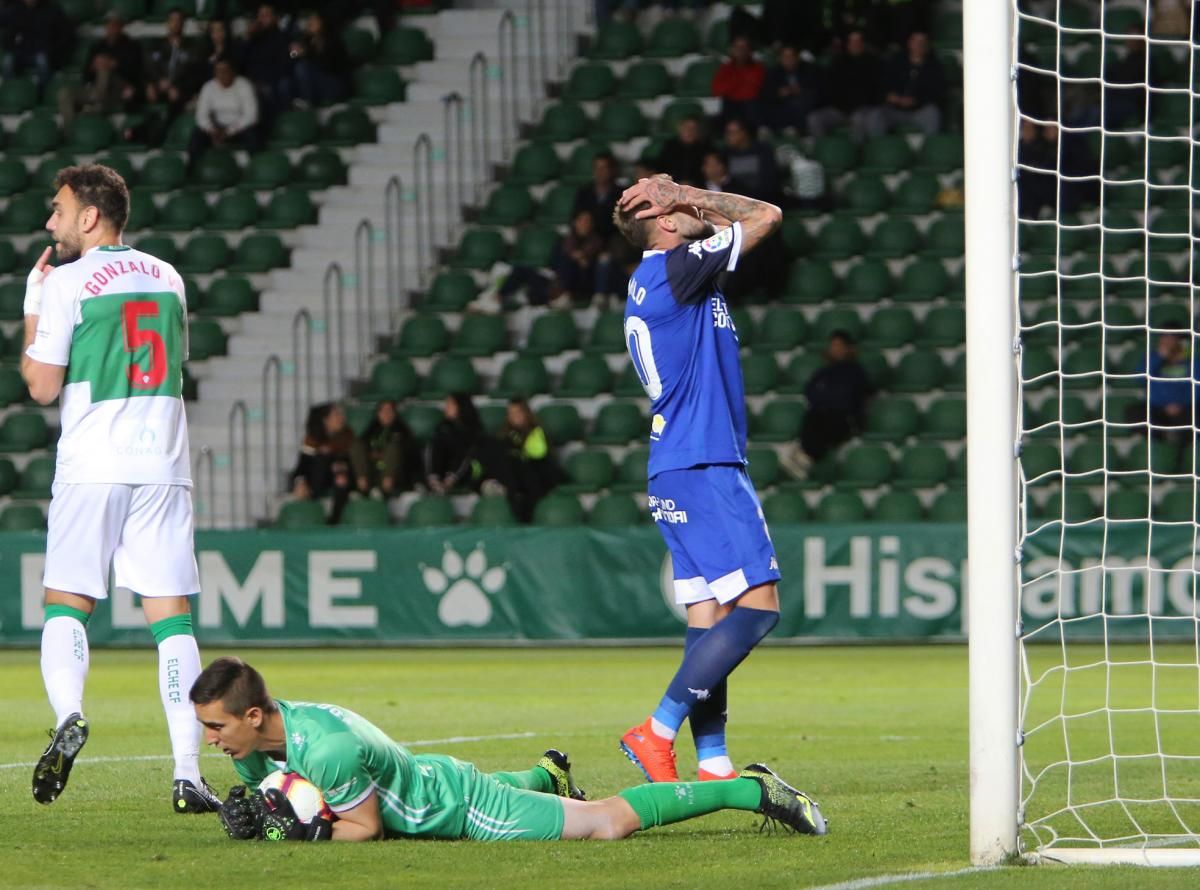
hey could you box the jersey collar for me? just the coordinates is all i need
[90,245,131,254]
[641,249,666,257]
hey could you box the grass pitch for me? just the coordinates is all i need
[1,645,1198,889]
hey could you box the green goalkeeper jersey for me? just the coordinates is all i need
[232,699,475,839]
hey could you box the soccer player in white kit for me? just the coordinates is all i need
[21,164,220,813]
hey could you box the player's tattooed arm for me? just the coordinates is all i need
[618,178,782,254]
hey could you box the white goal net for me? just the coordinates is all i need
[1012,0,1200,861]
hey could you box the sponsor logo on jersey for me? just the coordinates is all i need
[650,413,666,442]
[711,296,736,332]
[649,495,688,524]
[291,732,305,749]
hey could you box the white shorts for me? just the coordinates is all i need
[44,482,200,600]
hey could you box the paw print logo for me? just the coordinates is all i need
[421,543,506,627]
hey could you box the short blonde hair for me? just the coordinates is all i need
[612,200,655,250]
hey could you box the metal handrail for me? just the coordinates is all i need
[531,0,549,92]
[526,0,540,120]
[322,262,345,399]
[468,52,491,199]
[443,92,465,245]
[383,175,407,322]
[193,445,214,530]
[261,354,283,516]
[354,218,375,377]
[497,11,518,162]
[292,308,313,445]
[413,133,434,286]
[228,400,250,528]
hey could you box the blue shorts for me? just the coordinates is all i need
[648,464,781,606]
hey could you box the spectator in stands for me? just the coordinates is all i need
[497,397,565,523]
[553,209,609,304]
[201,18,241,79]
[289,10,350,106]
[289,402,356,524]
[188,56,261,168]
[711,34,766,128]
[350,399,415,498]
[573,151,622,244]
[1101,37,1149,130]
[1128,325,1197,442]
[59,12,144,125]
[881,31,944,136]
[763,44,821,133]
[723,117,781,203]
[241,3,293,121]
[145,10,204,110]
[425,393,495,495]
[702,150,733,193]
[0,0,72,96]
[655,115,711,187]
[807,30,886,142]
[781,330,874,477]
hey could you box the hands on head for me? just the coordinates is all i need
[618,174,691,221]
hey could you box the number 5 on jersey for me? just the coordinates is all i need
[65,291,184,402]
[123,301,167,389]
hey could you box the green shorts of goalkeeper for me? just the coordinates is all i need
[191,657,827,842]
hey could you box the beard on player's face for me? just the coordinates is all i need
[53,219,84,263]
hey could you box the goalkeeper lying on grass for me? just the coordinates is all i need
[192,657,827,842]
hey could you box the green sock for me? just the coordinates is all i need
[488,767,554,794]
[149,613,193,645]
[617,778,762,831]
[45,604,91,626]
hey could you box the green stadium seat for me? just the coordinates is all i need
[784,260,836,304]
[922,398,967,439]
[451,315,507,358]
[493,356,550,398]
[753,401,804,443]
[0,193,49,235]
[926,213,966,257]
[11,455,53,500]
[201,276,256,316]
[928,490,967,522]
[340,26,377,65]
[276,499,327,529]
[161,113,195,150]
[563,62,617,101]
[10,114,60,155]
[94,153,135,187]
[471,495,517,526]
[612,447,649,493]
[589,402,644,445]
[613,363,646,398]
[394,314,448,357]
[126,190,157,231]
[558,355,612,397]
[813,134,859,176]
[135,235,179,265]
[780,353,821,394]
[424,271,478,312]
[207,190,260,230]
[322,107,375,146]
[657,99,706,136]
[260,188,316,229]
[0,160,29,197]
[361,358,419,401]
[741,354,779,395]
[844,258,893,300]
[762,491,809,524]
[296,148,346,189]
[231,233,288,273]
[837,444,893,489]
[403,404,443,441]
[478,184,535,226]
[817,492,867,522]
[178,234,229,274]
[865,307,917,348]
[512,225,558,268]
[585,310,625,354]
[509,144,561,187]
[158,192,209,232]
[677,58,720,98]
[895,257,949,301]
[405,496,456,526]
[868,218,921,258]
[861,135,915,174]
[538,404,583,445]
[451,229,507,270]
[811,307,863,344]
[352,68,405,106]
[30,153,72,191]
[525,311,578,355]
[0,283,24,322]
[862,398,919,441]
[560,142,607,186]
[814,218,865,259]
[619,61,672,99]
[187,319,227,360]
[590,493,642,527]
[840,175,890,216]
[0,78,38,115]
[919,306,966,348]
[0,241,16,274]
[872,491,925,522]
[0,411,48,451]
[536,183,578,226]
[538,102,591,143]
[779,216,811,257]
[378,25,434,64]
[893,172,941,215]
[589,20,643,60]
[594,100,648,141]
[141,153,187,191]
[746,447,780,488]
[1157,490,1197,523]
[756,307,807,350]
[341,498,391,528]
[533,493,585,526]
[0,503,46,531]
[192,148,240,191]
[0,457,17,494]
[1107,489,1148,521]
[422,356,479,398]
[645,18,700,57]
[894,444,950,489]
[892,352,946,392]
[562,450,614,494]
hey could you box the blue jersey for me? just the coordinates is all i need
[624,221,747,479]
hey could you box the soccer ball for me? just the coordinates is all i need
[258,771,334,823]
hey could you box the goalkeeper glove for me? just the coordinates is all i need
[260,787,333,842]
[218,785,265,841]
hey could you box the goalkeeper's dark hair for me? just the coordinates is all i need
[190,656,278,715]
[53,164,129,233]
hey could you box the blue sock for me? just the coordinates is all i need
[652,607,779,736]
[684,627,729,762]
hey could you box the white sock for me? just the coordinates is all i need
[699,755,735,777]
[41,616,89,726]
[158,633,203,785]
[650,717,677,741]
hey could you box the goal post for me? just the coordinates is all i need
[964,0,1020,868]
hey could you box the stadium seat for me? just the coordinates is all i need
[525,312,579,355]
[925,213,966,257]
[261,189,316,229]
[813,134,859,176]
[746,447,780,489]
[187,319,227,360]
[609,448,649,493]
[762,491,809,524]
[471,495,517,526]
[533,493,585,526]
[594,100,648,141]
[620,60,672,99]
[135,235,179,265]
[509,144,561,186]
[179,234,230,275]
[341,26,378,65]
[11,455,54,500]
[296,148,346,189]
[379,26,434,64]
[862,399,920,441]
[817,492,867,522]
[837,444,893,489]
[872,491,925,522]
[208,190,260,230]
[0,411,48,451]
[589,402,644,445]
[0,282,24,321]
[892,352,946,392]
[511,225,558,268]
[868,218,921,258]
[861,135,915,174]
[0,241,16,274]
[451,315,507,358]
[922,398,967,439]
[405,496,456,526]
[404,405,443,441]
[561,450,614,494]
[493,356,550,398]
[895,257,949,302]
[928,490,967,522]
[563,62,617,101]
[590,493,641,527]
[158,192,210,232]
[811,307,863,344]
[31,153,72,190]
[780,353,822,394]
[644,18,699,57]
[201,276,256,316]
[192,148,240,190]
[919,306,966,348]
[613,363,646,398]
[865,307,917,348]
[0,458,17,495]
[753,401,805,443]
[276,500,326,529]
[478,184,535,226]
[756,307,807,350]
[394,314,448,357]
[537,102,591,143]
[1157,490,1197,523]
[779,216,811,257]
[0,503,46,531]
[322,107,375,146]
[422,356,479,398]
[424,271,478,312]
[126,190,157,231]
[892,172,941,215]
[585,311,625,354]
[0,78,37,115]
[784,260,836,304]
[1107,489,1149,521]
[452,229,507,270]
[352,68,405,106]
[657,99,706,136]
[840,175,890,216]
[741,354,779,395]
[10,113,60,155]
[0,193,49,235]
[141,153,187,191]
[0,160,29,196]
[538,404,583,444]
[537,183,578,225]
[361,358,419,401]
[340,498,391,528]
[814,218,865,259]
[231,234,288,273]
[557,356,612,397]
[844,258,893,300]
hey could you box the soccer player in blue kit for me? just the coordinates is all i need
[612,175,793,786]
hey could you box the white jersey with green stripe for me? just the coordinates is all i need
[26,244,191,486]
[231,700,470,839]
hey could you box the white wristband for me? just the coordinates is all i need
[24,265,45,317]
